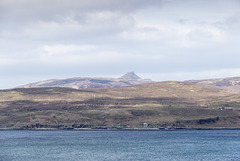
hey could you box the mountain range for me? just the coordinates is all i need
[19,72,240,93]
[186,77,240,93]
[18,72,152,89]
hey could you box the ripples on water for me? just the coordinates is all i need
[0,130,239,161]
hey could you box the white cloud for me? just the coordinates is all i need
[87,11,120,22]
[43,44,96,56]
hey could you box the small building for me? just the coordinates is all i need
[143,123,148,127]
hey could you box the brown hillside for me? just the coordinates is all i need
[0,81,239,130]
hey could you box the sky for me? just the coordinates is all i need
[1,0,240,89]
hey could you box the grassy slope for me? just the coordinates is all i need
[0,81,239,129]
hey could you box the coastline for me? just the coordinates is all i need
[1,127,240,131]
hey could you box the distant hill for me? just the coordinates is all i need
[120,71,141,80]
[18,72,152,89]
[186,77,240,93]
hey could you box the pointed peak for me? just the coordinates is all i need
[120,72,141,80]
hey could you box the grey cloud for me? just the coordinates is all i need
[0,0,163,21]
[1,0,240,89]
[1,1,145,42]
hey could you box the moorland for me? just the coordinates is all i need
[1,78,240,130]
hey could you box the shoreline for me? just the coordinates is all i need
[1,127,240,131]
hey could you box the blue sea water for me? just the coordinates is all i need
[0,130,239,161]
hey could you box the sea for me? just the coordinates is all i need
[0,130,239,161]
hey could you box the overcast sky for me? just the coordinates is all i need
[1,0,240,89]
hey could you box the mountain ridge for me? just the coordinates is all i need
[18,72,153,89]
[19,72,240,93]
